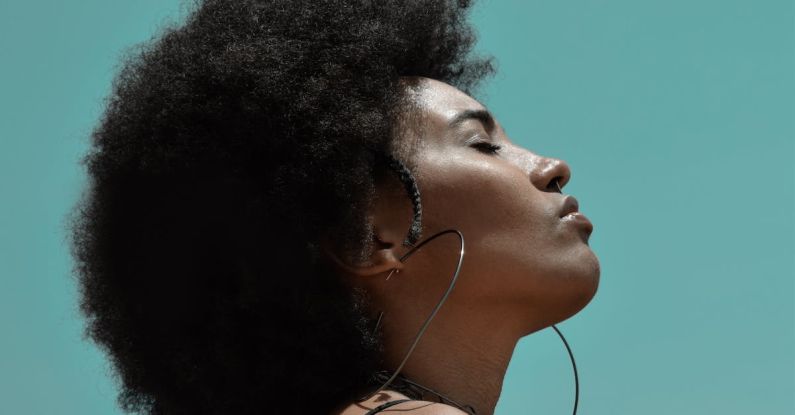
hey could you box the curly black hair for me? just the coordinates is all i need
[69,1,493,413]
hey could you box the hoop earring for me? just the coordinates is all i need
[359,226,581,415]
[359,228,466,402]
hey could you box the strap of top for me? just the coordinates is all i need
[364,398,414,415]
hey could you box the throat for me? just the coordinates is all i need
[374,337,518,415]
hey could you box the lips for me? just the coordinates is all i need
[559,195,594,238]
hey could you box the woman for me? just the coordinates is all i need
[70,1,600,414]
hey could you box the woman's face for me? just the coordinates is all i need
[382,77,600,331]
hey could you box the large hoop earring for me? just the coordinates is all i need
[359,226,581,415]
[359,228,465,402]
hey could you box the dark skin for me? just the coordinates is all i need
[329,77,600,415]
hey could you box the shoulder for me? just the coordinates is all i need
[333,390,470,415]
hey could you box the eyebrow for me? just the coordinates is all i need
[448,108,496,131]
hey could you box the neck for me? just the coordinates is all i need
[380,303,533,415]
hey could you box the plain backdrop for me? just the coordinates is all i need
[0,1,792,414]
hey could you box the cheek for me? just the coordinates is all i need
[418,151,550,236]
[415,151,554,266]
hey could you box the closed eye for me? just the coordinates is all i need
[471,141,502,155]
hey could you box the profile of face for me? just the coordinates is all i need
[343,77,600,341]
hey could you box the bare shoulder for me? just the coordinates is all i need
[416,403,471,414]
[392,401,470,414]
[333,390,469,415]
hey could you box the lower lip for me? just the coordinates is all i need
[561,212,594,237]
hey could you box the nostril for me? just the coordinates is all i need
[548,177,564,193]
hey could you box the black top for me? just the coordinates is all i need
[364,372,476,414]
[364,399,414,415]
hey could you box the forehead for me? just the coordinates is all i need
[408,77,488,122]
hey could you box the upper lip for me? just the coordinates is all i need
[559,195,580,217]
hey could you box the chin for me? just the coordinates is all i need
[514,249,601,334]
[538,249,601,328]
[560,250,601,322]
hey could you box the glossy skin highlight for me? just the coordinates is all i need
[331,77,600,415]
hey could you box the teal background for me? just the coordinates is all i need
[0,0,792,413]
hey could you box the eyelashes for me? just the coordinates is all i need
[470,141,502,155]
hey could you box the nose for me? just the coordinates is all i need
[529,156,571,193]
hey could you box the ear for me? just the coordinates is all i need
[321,227,405,279]
[321,174,414,280]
